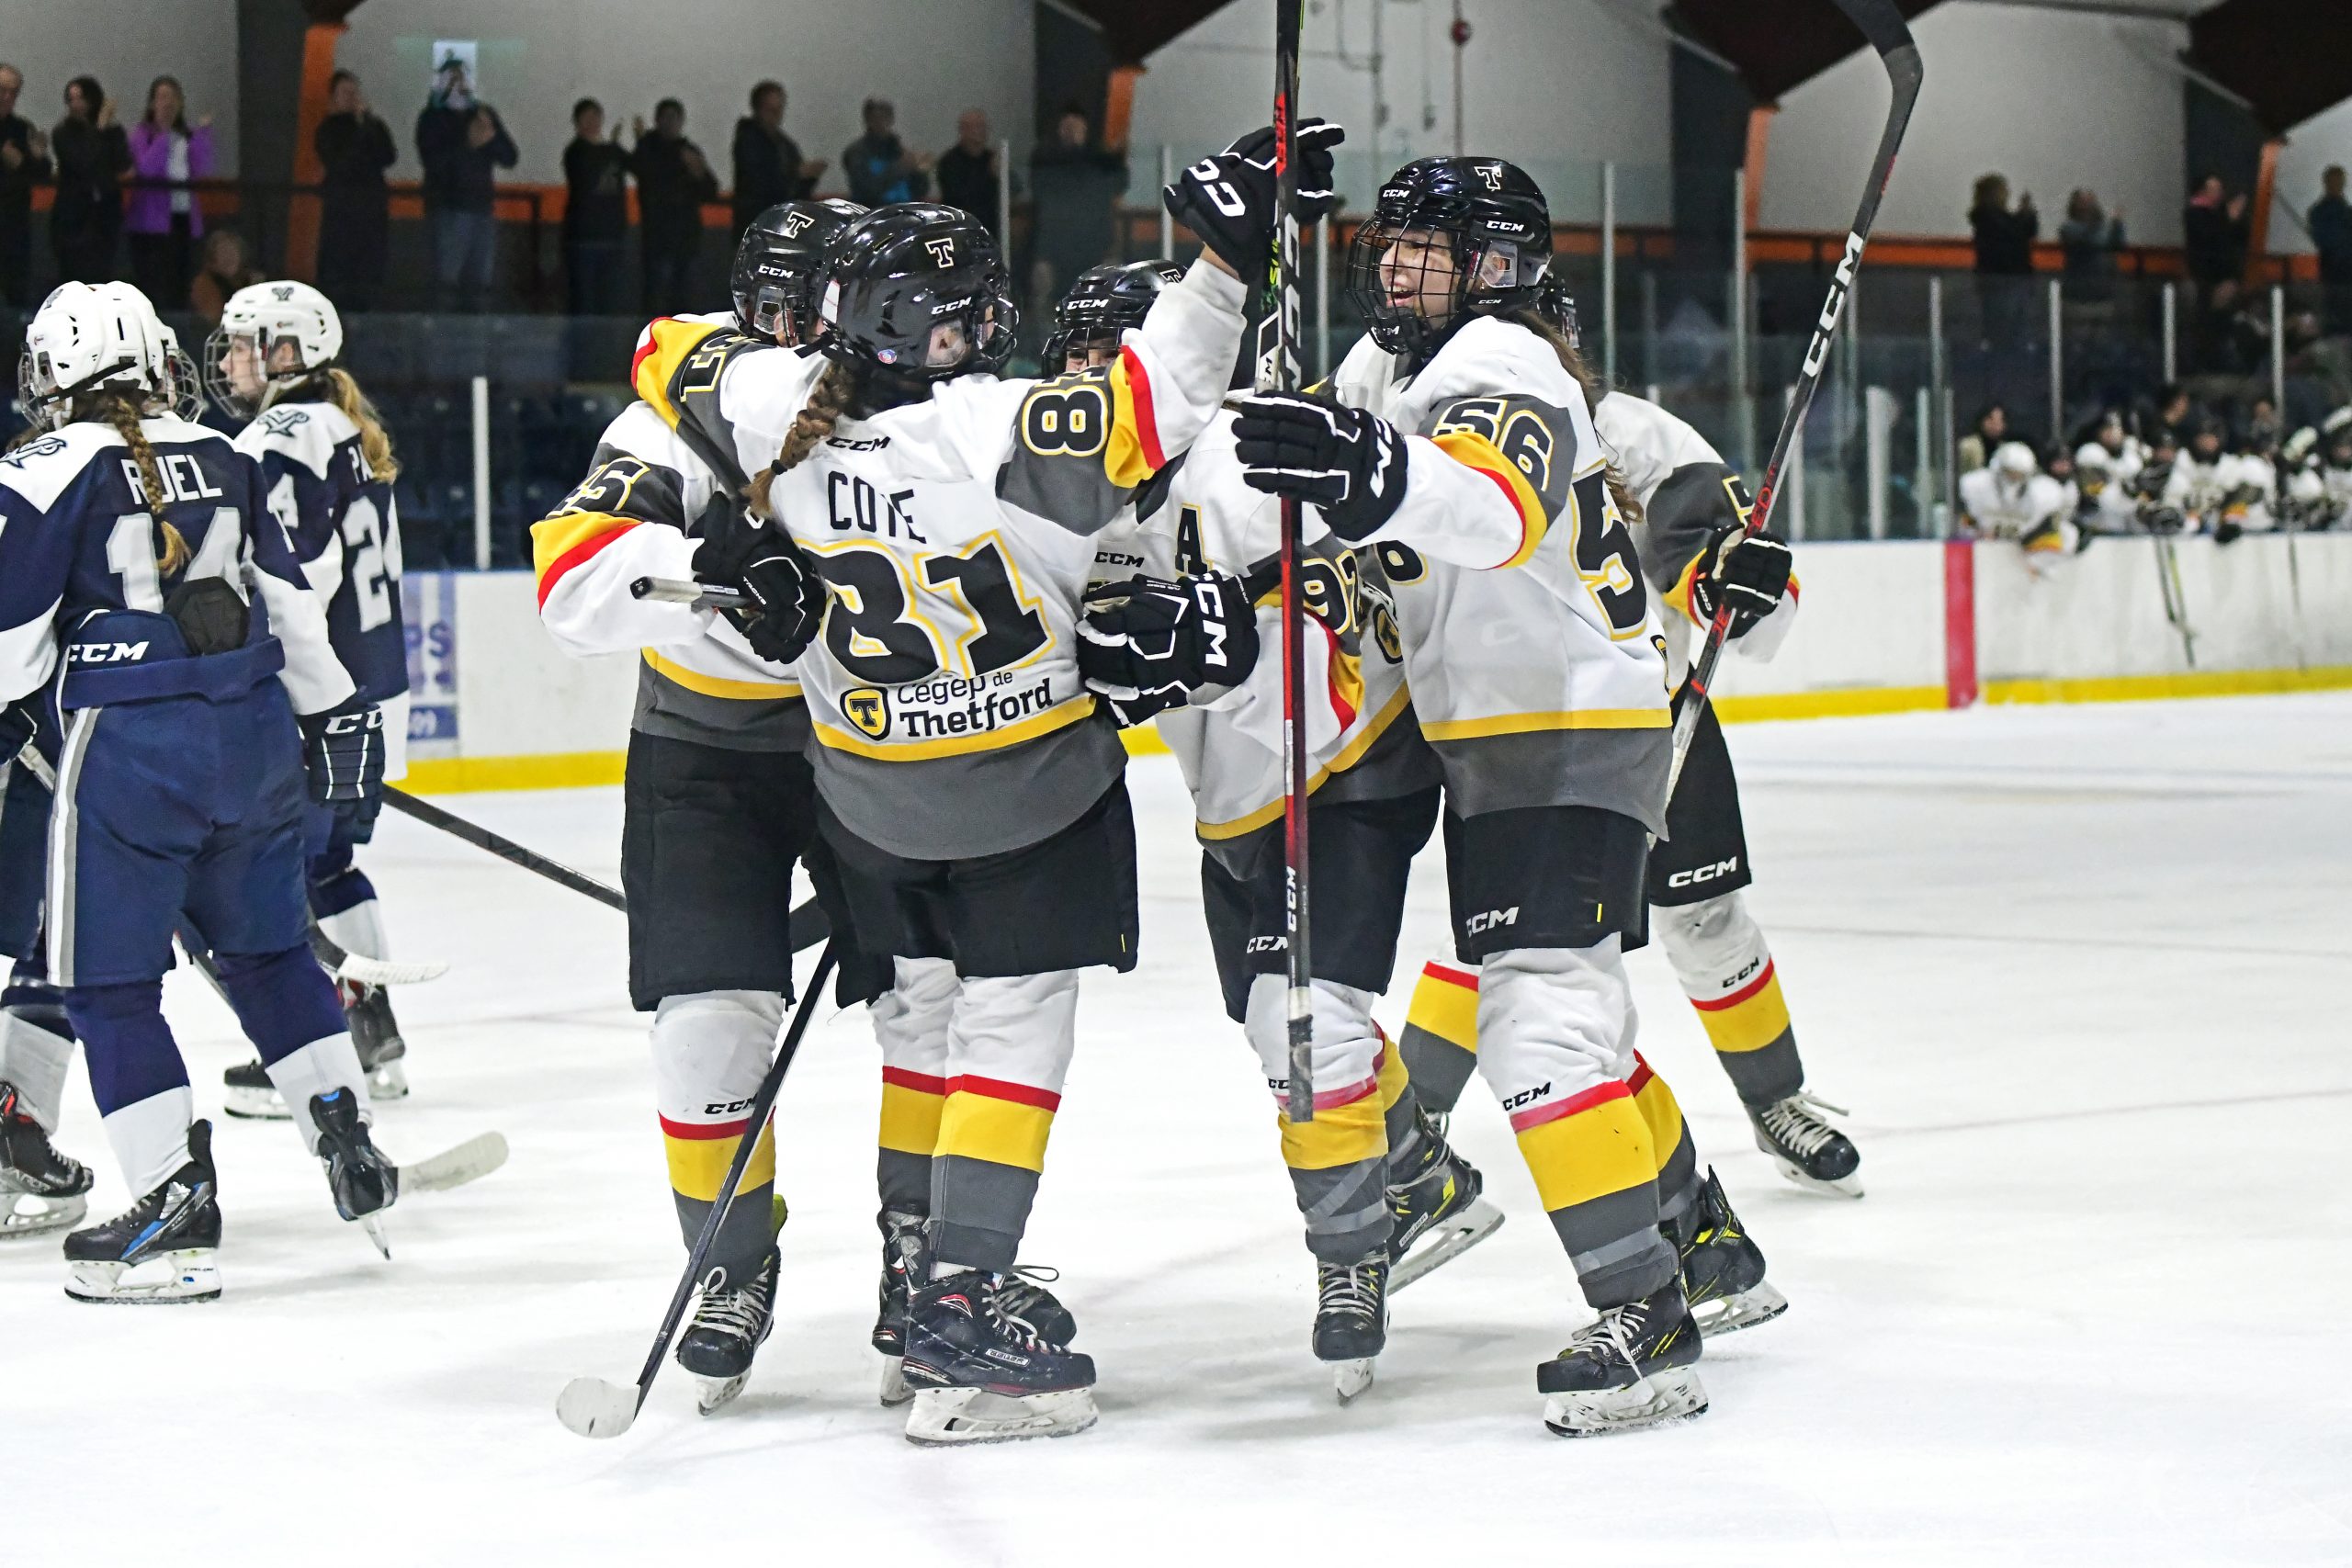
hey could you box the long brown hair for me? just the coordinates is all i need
[315,367,400,481]
[1510,308,1643,526]
[7,389,188,574]
[746,360,856,518]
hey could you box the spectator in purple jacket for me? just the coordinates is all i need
[125,74,212,308]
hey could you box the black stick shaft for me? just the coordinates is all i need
[625,943,838,1418]
[383,786,627,912]
[1261,0,1314,1124]
[1668,1,1922,795]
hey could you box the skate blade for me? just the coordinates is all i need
[1768,1155,1864,1200]
[1692,1280,1789,1338]
[904,1385,1098,1446]
[556,1376,642,1438]
[1389,1196,1505,1292]
[0,1190,88,1238]
[222,1084,290,1120]
[695,1371,750,1416]
[356,1212,391,1259]
[366,1059,410,1101]
[879,1356,914,1407]
[64,1247,221,1304]
[1543,1368,1708,1438]
[398,1131,508,1194]
[1330,1357,1376,1404]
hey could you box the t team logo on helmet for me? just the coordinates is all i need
[925,237,957,267]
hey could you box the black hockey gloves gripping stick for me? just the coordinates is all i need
[558,942,839,1438]
[1667,0,1922,797]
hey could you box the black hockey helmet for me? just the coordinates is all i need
[1347,156,1553,362]
[1532,267,1581,352]
[819,203,1017,381]
[1045,259,1185,370]
[731,198,868,344]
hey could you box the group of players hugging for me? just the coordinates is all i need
[0,108,1863,1445]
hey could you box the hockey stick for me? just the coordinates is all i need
[1261,0,1315,1124]
[630,575,751,614]
[383,787,627,913]
[2154,534,2198,667]
[1666,0,1923,796]
[556,941,839,1438]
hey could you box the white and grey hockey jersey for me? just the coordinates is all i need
[1329,316,1672,834]
[2163,451,2276,533]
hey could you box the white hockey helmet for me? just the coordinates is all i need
[1992,441,2039,481]
[206,279,344,418]
[17,280,174,431]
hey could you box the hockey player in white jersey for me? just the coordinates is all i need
[1962,441,2079,567]
[203,281,415,1115]
[1232,156,1720,1436]
[1061,263,1501,1402]
[2075,412,2147,536]
[2281,408,2352,530]
[2161,415,2273,542]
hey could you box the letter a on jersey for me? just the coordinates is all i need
[842,688,891,740]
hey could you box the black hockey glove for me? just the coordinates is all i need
[1231,391,1409,542]
[2142,504,2188,536]
[693,513,826,666]
[1079,570,1261,725]
[300,700,387,839]
[1687,525,1792,637]
[1162,118,1344,275]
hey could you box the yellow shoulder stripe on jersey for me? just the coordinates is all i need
[1667,549,1705,625]
[642,649,803,702]
[630,317,725,431]
[1429,430,1549,568]
[812,694,1099,761]
[531,511,637,598]
[1419,706,1668,741]
[1104,348,1168,489]
[1195,683,1414,840]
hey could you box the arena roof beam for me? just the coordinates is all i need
[1667,0,1946,107]
[2187,0,2352,135]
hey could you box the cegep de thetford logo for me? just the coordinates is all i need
[842,688,890,740]
[1476,164,1504,190]
[925,237,957,267]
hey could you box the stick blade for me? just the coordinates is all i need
[334,953,451,987]
[399,1131,508,1195]
[557,1376,642,1438]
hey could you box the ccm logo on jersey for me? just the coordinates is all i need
[1665,856,1740,889]
[67,639,152,665]
[1499,1084,1552,1112]
[1464,907,1520,936]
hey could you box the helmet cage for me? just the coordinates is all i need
[1346,180,1551,359]
[202,321,330,421]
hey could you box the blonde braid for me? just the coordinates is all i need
[746,361,857,520]
[322,367,401,482]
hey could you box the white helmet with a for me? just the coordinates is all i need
[17,280,175,431]
[1992,440,2039,483]
[206,279,344,418]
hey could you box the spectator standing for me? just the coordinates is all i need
[314,69,396,311]
[2057,188,2125,299]
[1028,106,1126,310]
[2183,175,2249,289]
[1969,174,2038,350]
[414,55,517,312]
[188,228,263,324]
[730,81,823,233]
[2308,166,2352,332]
[631,98,716,318]
[50,74,129,286]
[0,63,53,307]
[124,75,213,310]
[935,108,1000,236]
[563,98,630,316]
[842,98,930,207]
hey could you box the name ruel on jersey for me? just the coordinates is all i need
[839,668,1062,743]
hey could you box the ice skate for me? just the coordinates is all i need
[1750,1090,1862,1198]
[62,1121,222,1303]
[222,1057,288,1120]
[0,1079,95,1238]
[1385,1108,1503,1291]
[1538,1283,1708,1437]
[875,1210,1076,1407]
[675,1247,778,1415]
[1672,1168,1787,1337]
[1314,1256,1388,1404]
[901,1269,1097,1445]
[308,1089,397,1257]
[343,982,411,1102]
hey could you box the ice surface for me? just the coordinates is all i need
[7,694,2351,1564]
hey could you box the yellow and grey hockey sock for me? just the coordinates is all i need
[1396,960,1480,1116]
[1278,1037,1406,1265]
[1662,895,1806,1110]
[877,1066,944,1216]
[662,1111,781,1285]
[1510,1080,1674,1310]
[1629,1052,1702,1233]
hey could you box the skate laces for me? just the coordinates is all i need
[1760,1092,1848,1157]
[1317,1260,1385,1322]
[1563,1300,1645,1368]
[693,1261,775,1340]
[986,1269,1061,1349]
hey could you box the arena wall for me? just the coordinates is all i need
[400,534,2352,793]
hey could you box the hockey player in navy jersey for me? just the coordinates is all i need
[0,708,95,1239]
[203,280,414,1116]
[0,280,395,1302]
